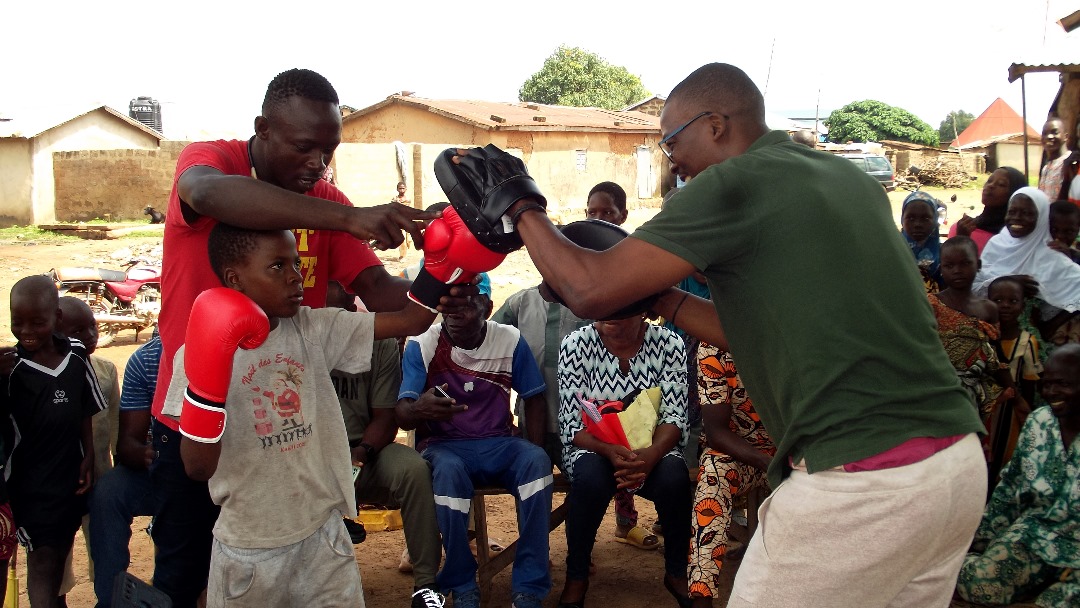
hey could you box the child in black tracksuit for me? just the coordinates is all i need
[1,275,105,606]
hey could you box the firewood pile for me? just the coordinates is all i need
[897,157,976,189]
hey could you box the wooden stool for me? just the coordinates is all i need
[472,473,571,608]
[728,485,768,557]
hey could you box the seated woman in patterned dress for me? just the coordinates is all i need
[555,314,691,608]
[954,345,1080,607]
[687,343,775,607]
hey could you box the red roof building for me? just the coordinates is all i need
[950,98,1040,148]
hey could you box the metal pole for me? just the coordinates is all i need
[814,89,821,142]
[1022,74,1030,180]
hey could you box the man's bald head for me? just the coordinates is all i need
[668,63,766,126]
[792,130,817,147]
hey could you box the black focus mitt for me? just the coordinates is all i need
[434,145,547,254]
[543,219,660,321]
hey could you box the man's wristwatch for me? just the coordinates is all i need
[357,442,379,463]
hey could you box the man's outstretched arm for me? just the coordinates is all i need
[177,165,435,249]
[513,207,727,348]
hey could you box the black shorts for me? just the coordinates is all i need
[14,503,82,552]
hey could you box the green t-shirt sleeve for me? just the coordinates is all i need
[632,167,753,271]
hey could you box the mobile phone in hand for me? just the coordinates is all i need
[432,385,452,400]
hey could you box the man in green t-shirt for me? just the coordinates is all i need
[485,63,987,608]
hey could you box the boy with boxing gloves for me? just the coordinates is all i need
[159,222,446,607]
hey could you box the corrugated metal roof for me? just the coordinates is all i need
[880,140,934,151]
[0,105,164,140]
[1008,62,1080,82]
[954,132,1031,150]
[622,94,666,112]
[345,95,659,133]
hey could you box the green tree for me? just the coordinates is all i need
[825,100,940,146]
[938,110,975,143]
[519,46,649,110]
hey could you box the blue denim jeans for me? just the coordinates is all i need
[149,419,220,608]
[423,437,553,598]
[88,463,156,608]
[565,452,691,581]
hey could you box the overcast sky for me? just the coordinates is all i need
[2,0,1075,141]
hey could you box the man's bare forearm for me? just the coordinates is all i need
[182,172,353,230]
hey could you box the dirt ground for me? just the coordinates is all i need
[0,193,1029,607]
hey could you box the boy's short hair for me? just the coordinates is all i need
[987,275,1025,298]
[208,223,276,285]
[11,275,59,308]
[262,68,339,116]
[941,235,977,257]
[1049,200,1080,220]
[587,182,627,212]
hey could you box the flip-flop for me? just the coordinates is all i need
[469,537,506,553]
[613,525,659,550]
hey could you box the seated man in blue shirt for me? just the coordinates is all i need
[395,275,551,608]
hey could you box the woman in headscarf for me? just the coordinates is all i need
[974,187,1080,323]
[951,167,1028,255]
[900,191,943,293]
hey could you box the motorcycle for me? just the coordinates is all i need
[49,259,161,347]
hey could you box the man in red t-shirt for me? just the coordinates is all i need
[125,68,457,608]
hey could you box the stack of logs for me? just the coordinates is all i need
[897,156,976,189]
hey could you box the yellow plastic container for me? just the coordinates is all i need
[355,509,403,532]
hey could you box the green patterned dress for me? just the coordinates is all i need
[955,406,1080,607]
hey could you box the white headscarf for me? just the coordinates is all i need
[974,187,1080,312]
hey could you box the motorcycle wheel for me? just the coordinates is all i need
[96,325,119,348]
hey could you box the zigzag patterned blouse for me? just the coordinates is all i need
[556,323,688,479]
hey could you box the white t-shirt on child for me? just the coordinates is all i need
[163,306,374,548]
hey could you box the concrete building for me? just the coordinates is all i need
[339,94,665,215]
[0,106,163,225]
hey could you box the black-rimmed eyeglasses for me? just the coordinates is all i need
[658,111,721,162]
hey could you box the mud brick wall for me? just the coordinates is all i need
[53,141,188,222]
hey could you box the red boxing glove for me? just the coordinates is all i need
[408,207,505,311]
[179,288,270,443]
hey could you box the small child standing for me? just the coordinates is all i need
[987,276,1041,484]
[1039,117,1070,201]
[161,223,436,607]
[929,237,1016,433]
[1048,200,1080,264]
[1,275,105,607]
[56,296,121,596]
[57,297,120,481]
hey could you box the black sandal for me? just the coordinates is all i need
[558,579,588,608]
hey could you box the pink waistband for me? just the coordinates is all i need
[842,434,966,473]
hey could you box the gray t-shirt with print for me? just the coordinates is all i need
[163,306,374,548]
